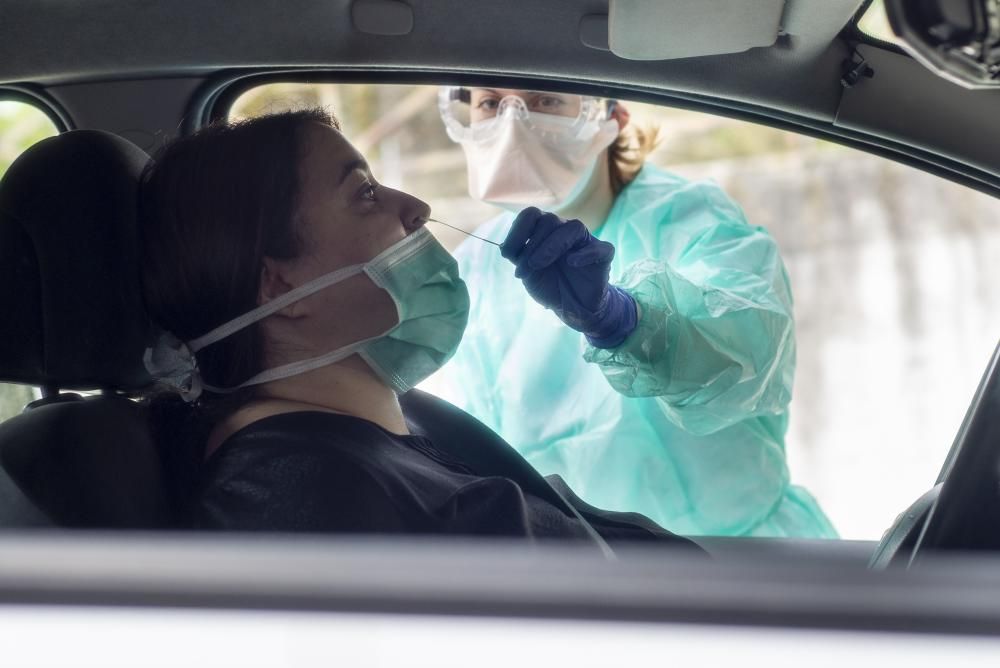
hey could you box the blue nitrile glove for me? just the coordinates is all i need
[500,207,638,349]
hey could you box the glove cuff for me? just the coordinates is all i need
[585,286,639,349]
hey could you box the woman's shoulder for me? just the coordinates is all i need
[200,411,404,493]
[206,411,390,466]
[195,411,409,532]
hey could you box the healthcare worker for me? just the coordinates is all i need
[432,87,837,537]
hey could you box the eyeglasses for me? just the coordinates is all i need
[438,87,608,143]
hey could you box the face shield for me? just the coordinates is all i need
[439,87,620,211]
[438,87,610,144]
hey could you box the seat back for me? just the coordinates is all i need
[0,396,170,527]
[0,130,170,528]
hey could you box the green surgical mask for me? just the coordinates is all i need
[144,227,470,400]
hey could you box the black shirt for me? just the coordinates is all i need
[196,411,693,550]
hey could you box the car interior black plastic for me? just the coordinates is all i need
[869,484,941,568]
[911,340,1000,557]
[0,130,170,528]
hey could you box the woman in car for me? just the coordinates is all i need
[433,87,836,538]
[138,109,692,551]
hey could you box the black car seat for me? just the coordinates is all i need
[0,130,170,528]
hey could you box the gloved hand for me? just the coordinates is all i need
[501,207,638,349]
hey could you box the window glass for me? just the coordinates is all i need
[0,99,58,178]
[229,83,1000,540]
[858,0,904,46]
[0,384,34,421]
[0,99,59,420]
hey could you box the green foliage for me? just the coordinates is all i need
[0,101,58,179]
[0,102,56,422]
[0,384,34,421]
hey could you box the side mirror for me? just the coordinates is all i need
[884,0,1000,89]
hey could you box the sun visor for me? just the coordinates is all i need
[608,0,787,60]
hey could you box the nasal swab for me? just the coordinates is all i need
[428,218,502,247]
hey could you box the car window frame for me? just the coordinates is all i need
[849,0,909,54]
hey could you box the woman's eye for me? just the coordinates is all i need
[535,96,564,112]
[475,99,499,111]
[360,183,378,201]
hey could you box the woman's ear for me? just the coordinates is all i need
[259,257,308,319]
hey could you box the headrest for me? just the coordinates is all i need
[0,130,153,390]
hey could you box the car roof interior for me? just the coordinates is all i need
[1,0,998,195]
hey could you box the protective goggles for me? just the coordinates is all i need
[438,86,612,143]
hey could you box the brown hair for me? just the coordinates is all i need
[138,109,338,514]
[139,108,338,393]
[607,117,661,195]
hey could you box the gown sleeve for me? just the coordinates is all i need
[583,181,795,436]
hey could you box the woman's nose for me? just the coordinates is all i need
[400,191,432,234]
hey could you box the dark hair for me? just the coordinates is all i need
[138,108,338,514]
[141,108,338,389]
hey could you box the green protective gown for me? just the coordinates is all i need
[428,164,837,537]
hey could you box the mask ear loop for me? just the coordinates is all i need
[187,262,367,354]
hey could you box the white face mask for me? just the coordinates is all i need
[459,111,619,213]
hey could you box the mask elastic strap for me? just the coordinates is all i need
[190,228,435,353]
[179,228,435,395]
[201,335,383,394]
[188,262,365,354]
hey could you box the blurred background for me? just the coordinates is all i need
[3,52,999,539]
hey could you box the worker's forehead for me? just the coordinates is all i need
[470,88,580,99]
